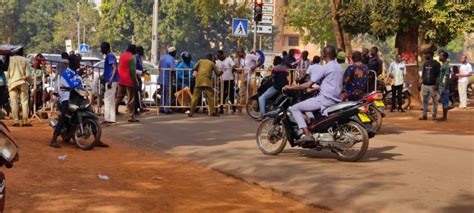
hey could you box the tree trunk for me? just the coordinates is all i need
[330,0,345,51]
[395,25,420,106]
[343,31,352,55]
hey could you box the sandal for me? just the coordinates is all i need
[12,123,21,127]
[128,119,140,123]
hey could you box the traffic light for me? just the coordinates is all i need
[254,0,263,23]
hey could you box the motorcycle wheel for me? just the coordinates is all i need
[334,121,369,162]
[402,94,411,110]
[256,118,287,155]
[246,98,261,120]
[368,105,382,131]
[72,118,101,150]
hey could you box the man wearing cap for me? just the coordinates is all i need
[159,47,177,114]
[337,51,348,71]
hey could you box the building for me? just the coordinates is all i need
[272,0,321,57]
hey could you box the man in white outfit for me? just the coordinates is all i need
[100,42,118,124]
[457,55,472,109]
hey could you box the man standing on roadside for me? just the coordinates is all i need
[135,46,146,114]
[362,48,370,66]
[419,51,440,121]
[237,48,261,108]
[216,50,236,114]
[457,55,472,109]
[115,44,139,123]
[6,47,32,127]
[188,53,222,117]
[158,47,177,114]
[387,54,406,112]
[100,42,118,124]
[437,51,451,122]
[298,51,311,78]
[368,47,383,91]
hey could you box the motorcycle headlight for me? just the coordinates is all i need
[0,135,18,163]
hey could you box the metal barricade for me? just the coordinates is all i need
[29,60,103,121]
[151,67,305,115]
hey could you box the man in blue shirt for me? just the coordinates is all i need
[100,42,118,124]
[135,46,146,113]
[284,45,343,145]
[176,51,195,91]
[158,47,177,114]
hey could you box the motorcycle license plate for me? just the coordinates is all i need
[358,113,371,123]
[374,100,385,107]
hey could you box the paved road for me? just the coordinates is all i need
[104,113,474,213]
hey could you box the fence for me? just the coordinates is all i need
[28,60,104,121]
[18,60,381,120]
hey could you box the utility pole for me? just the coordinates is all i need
[252,0,257,52]
[151,0,159,65]
[76,2,80,53]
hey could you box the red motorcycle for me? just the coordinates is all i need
[358,91,385,131]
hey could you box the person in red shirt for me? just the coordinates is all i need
[115,44,139,122]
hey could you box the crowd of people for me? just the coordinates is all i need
[0,41,472,146]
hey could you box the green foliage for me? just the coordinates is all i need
[338,0,474,46]
[18,0,66,53]
[286,0,335,45]
[0,0,253,58]
[445,35,465,53]
[54,1,100,51]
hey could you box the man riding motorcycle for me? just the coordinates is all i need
[49,53,108,148]
[283,45,343,145]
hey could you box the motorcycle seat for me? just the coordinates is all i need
[325,101,358,114]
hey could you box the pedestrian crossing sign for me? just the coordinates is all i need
[232,18,249,37]
[79,43,90,54]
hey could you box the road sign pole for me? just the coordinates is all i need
[151,0,159,66]
[77,2,80,53]
[253,0,257,52]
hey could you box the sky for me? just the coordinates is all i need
[94,0,101,7]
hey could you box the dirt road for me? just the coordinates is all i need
[3,122,320,212]
[104,108,474,212]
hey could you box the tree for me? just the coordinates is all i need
[286,0,335,48]
[0,0,32,44]
[53,1,100,52]
[18,0,67,53]
[338,0,473,104]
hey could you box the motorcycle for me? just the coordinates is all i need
[256,91,375,162]
[49,88,101,150]
[382,83,412,110]
[359,92,385,131]
[246,75,283,119]
[0,121,20,211]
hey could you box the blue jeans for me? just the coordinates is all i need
[438,89,449,110]
[160,84,171,112]
[258,87,278,115]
